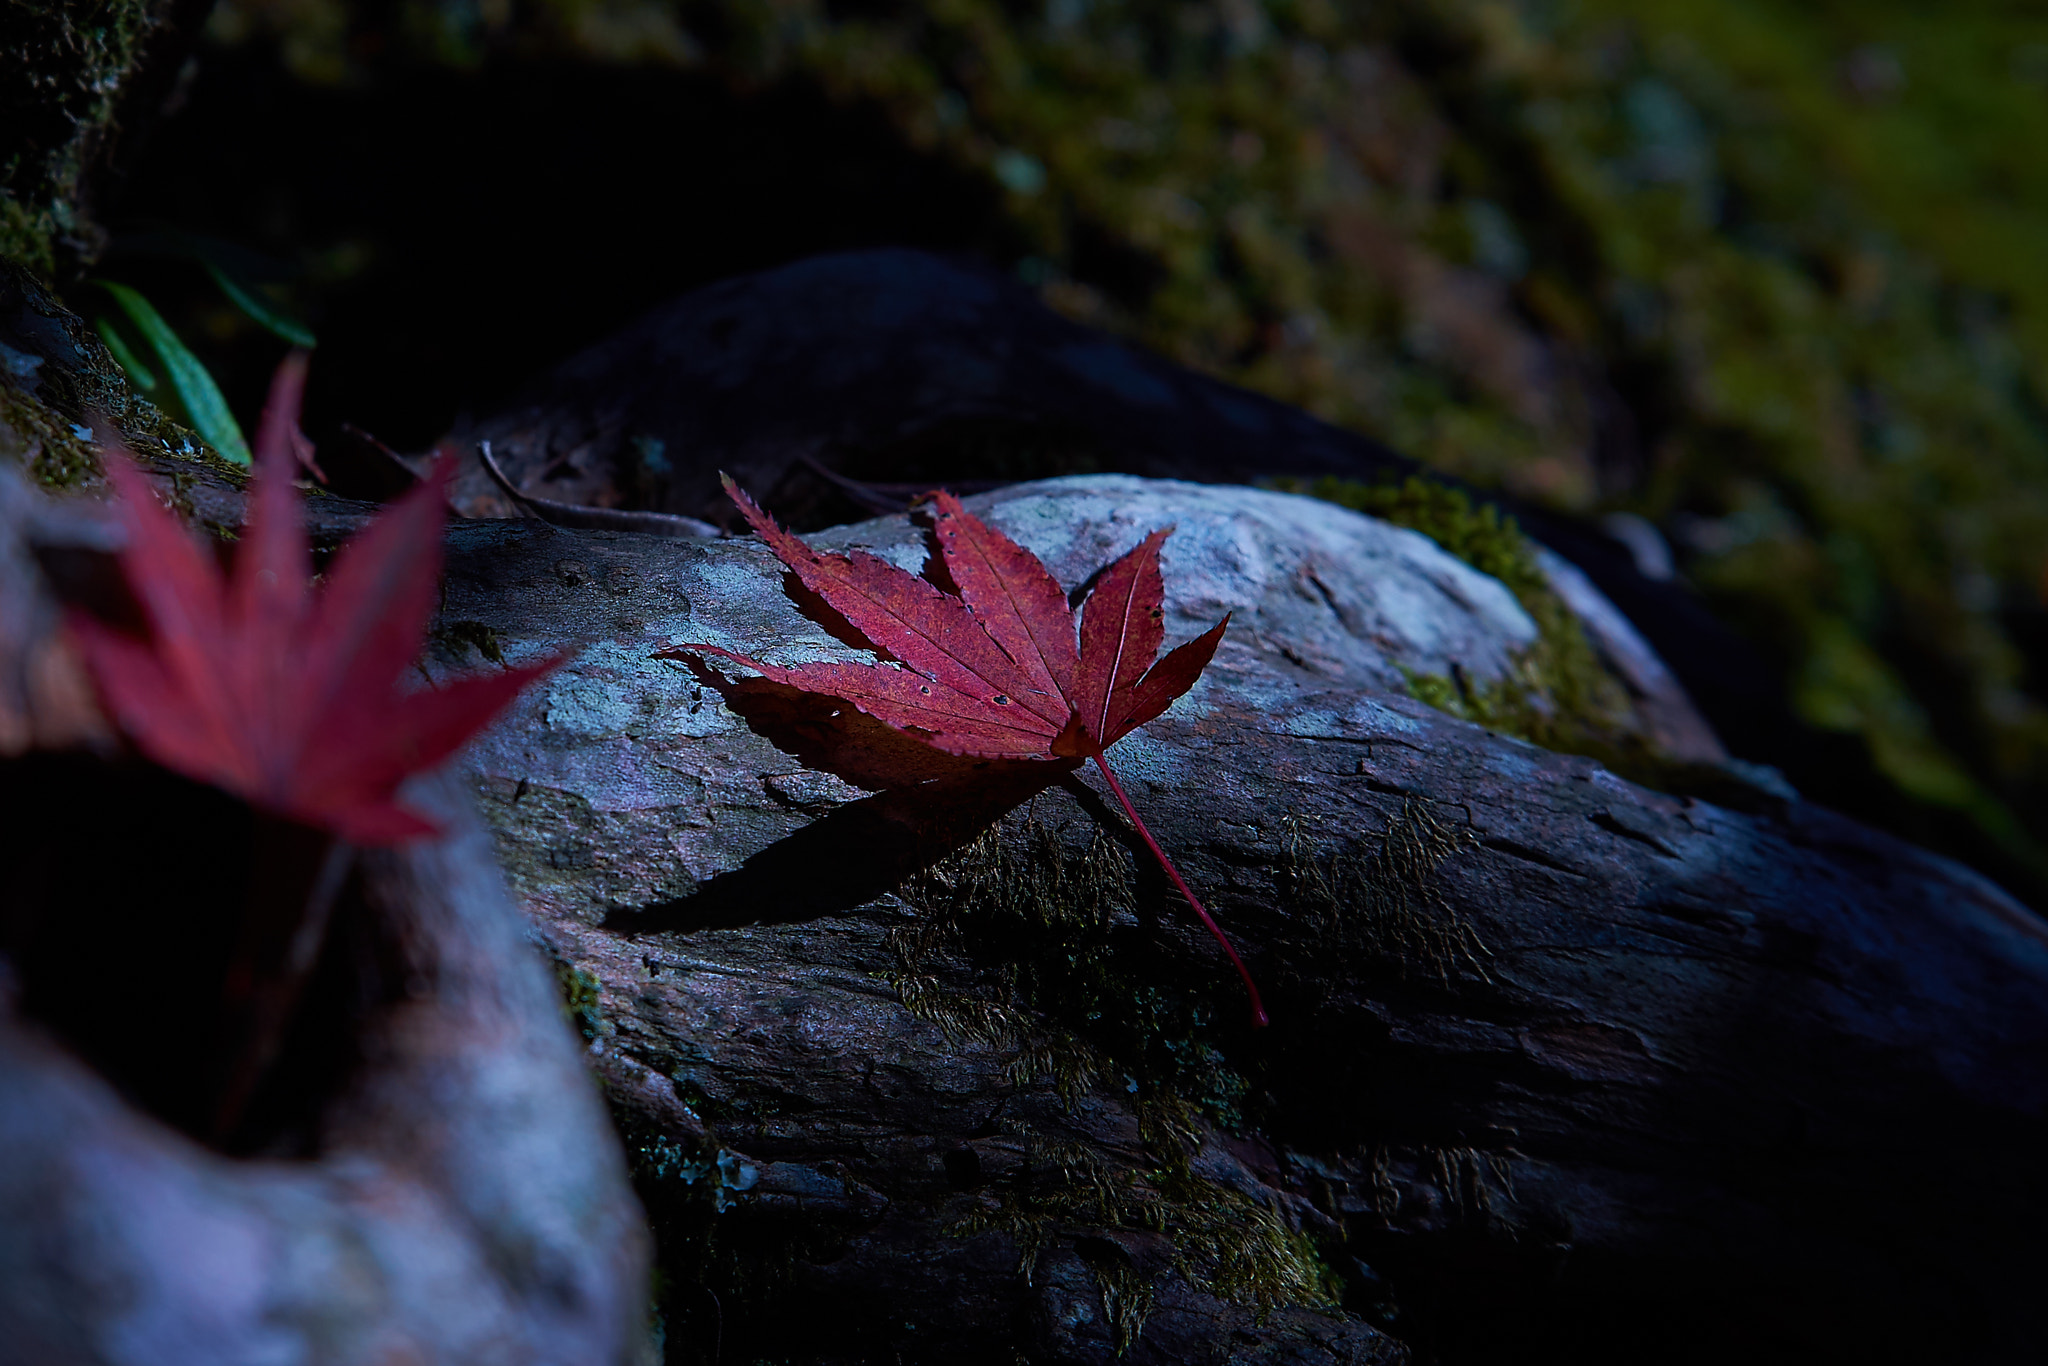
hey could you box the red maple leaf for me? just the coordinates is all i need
[659,477,1265,1026]
[71,352,561,844]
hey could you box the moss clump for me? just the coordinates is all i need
[1293,475,1552,602]
[1283,473,1653,767]
[0,376,97,489]
[0,260,226,490]
[894,815,1342,1349]
[894,820,1254,1132]
[891,821,1132,1111]
[1424,1145,1517,1232]
[1278,800,1491,988]
[550,956,606,1042]
[0,0,174,278]
[431,619,509,667]
[952,1131,1341,1350]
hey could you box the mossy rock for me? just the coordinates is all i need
[0,259,232,491]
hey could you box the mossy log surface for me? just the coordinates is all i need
[1,396,2043,1363]
[0,439,2042,1360]
[421,480,2046,1365]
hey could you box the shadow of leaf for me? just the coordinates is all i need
[618,664,1076,932]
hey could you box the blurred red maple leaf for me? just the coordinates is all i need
[659,477,1265,1025]
[71,352,560,844]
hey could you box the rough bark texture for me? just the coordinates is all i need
[0,424,2041,1363]
[423,476,2048,1365]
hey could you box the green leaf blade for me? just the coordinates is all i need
[94,317,158,392]
[204,262,317,349]
[95,280,252,466]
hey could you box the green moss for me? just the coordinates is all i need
[0,198,51,283]
[1,0,174,278]
[1424,1144,1518,1232]
[551,956,607,1042]
[1090,1257,1157,1359]
[1,260,230,491]
[432,619,509,667]
[1282,473,1663,772]
[1292,475,1551,601]
[1279,800,1491,987]
[953,1131,1340,1349]
[894,815,1342,1347]
[894,820,1253,1132]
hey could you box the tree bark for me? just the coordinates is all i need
[426,483,2048,1365]
[2,434,2042,1363]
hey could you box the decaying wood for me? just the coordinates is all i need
[422,481,2048,1365]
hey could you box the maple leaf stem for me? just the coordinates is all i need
[1090,750,1269,1028]
[210,820,355,1141]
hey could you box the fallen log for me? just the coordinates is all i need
[431,474,2048,1364]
